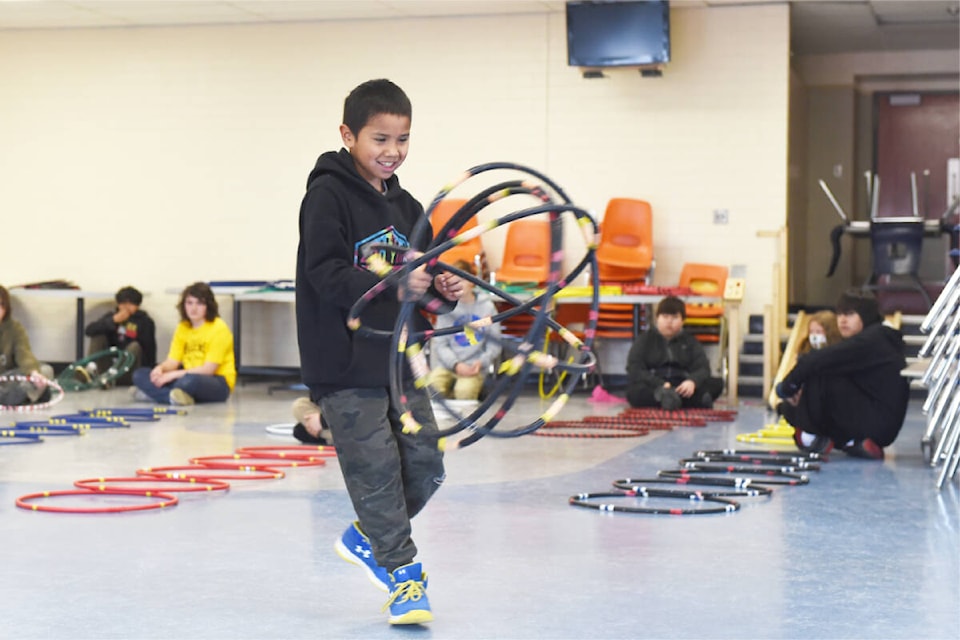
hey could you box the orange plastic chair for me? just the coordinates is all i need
[495,219,551,285]
[430,198,486,275]
[678,263,727,343]
[679,263,728,317]
[596,198,654,283]
[595,303,644,339]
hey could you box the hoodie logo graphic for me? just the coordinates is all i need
[355,226,410,269]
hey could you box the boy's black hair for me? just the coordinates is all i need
[655,295,686,320]
[115,286,143,306]
[836,288,882,326]
[342,79,412,135]
[177,282,219,322]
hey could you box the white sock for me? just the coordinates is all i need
[800,431,816,447]
[845,439,855,447]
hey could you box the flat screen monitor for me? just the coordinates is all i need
[566,1,670,68]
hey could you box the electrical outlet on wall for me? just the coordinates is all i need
[713,208,729,224]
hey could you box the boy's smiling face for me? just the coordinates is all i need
[341,113,411,193]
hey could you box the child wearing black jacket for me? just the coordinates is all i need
[84,286,157,384]
[777,289,909,460]
[295,79,462,626]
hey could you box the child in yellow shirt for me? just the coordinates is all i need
[132,282,235,405]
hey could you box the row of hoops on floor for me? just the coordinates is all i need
[568,447,826,515]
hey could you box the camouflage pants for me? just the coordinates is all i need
[316,385,445,571]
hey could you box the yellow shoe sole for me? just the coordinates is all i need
[389,609,433,625]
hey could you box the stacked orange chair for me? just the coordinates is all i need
[595,198,655,339]
[678,263,728,344]
[494,218,552,349]
[596,198,654,284]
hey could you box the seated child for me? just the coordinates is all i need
[85,285,157,385]
[776,289,908,460]
[132,282,235,406]
[0,284,54,397]
[429,260,502,401]
[625,295,723,410]
[797,310,842,356]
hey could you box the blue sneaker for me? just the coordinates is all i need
[334,522,390,592]
[383,562,432,625]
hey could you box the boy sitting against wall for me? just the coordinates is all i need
[625,295,723,410]
[84,285,157,385]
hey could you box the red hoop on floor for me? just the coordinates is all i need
[189,454,325,469]
[74,476,231,494]
[16,489,178,513]
[136,465,284,481]
[234,445,338,461]
[532,422,649,438]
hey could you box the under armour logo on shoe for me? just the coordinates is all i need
[354,545,372,559]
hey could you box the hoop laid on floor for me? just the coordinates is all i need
[658,468,810,486]
[693,449,824,466]
[16,489,178,513]
[612,477,773,498]
[136,465,285,481]
[3,425,84,437]
[80,407,187,417]
[0,375,64,412]
[74,476,231,494]
[677,459,821,473]
[56,347,136,391]
[569,489,740,515]
[188,454,326,469]
[235,445,337,461]
[531,421,649,438]
[264,423,296,436]
[0,432,43,445]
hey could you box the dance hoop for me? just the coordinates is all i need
[658,469,810,487]
[531,421,649,438]
[690,450,822,469]
[235,445,337,461]
[265,423,296,436]
[611,477,773,498]
[74,476,230,494]
[16,489,178,513]
[677,459,821,474]
[56,347,136,391]
[3,425,84,437]
[346,163,600,448]
[136,465,285,481]
[16,417,131,430]
[189,454,326,469]
[0,374,64,412]
[569,489,739,515]
[0,432,43,445]
[50,414,134,425]
[80,407,187,417]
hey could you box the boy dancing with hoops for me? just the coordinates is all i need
[295,79,462,625]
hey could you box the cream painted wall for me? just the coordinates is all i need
[0,5,789,367]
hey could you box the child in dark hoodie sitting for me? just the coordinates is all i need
[777,289,909,460]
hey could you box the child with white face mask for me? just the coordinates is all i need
[776,290,908,460]
[797,310,841,356]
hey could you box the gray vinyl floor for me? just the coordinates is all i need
[1,382,957,640]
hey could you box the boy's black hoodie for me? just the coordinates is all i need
[295,148,433,396]
[781,321,909,442]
